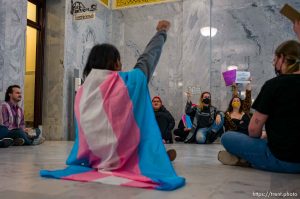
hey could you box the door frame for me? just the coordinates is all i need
[27,0,45,127]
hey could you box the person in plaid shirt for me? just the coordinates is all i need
[0,85,44,146]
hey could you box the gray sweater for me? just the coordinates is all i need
[134,31,167,83]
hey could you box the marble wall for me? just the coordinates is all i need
[0,0,26,103]
[2,0,300,140]
[110,0,300,125]
[42,0,111,140]
[210,0,300,111]
[110,0,218,123]
[62,0,111,140]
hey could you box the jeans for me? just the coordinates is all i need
[195,115,224,144]
[0,125,33,145]
[221,131,300,173]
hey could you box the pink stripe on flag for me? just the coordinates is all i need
[182,115,187,128]
[63,170,157,189]
[74,87,101,167]
[99,72,141,174]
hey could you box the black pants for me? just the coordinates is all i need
[173,128,189,141]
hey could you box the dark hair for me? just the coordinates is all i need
[275,40,300,74]
[226,96,243,113]
[83,44,121,79]
[5,85,20,102]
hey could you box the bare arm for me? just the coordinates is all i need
[231,83,238,98]
[248,111,268,138]
[293,20,300,41]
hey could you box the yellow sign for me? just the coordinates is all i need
[112,0,178,9]
[100,0,110,8]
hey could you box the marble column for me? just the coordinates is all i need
[0,0,26,103]
[42,0,66,140]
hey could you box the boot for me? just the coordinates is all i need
[167,149,177,161]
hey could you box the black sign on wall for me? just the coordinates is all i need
[71,0,97,15]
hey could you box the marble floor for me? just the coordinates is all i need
[0,141,299,199]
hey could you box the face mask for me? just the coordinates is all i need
[232,101,241,108]
[202,98,210,104]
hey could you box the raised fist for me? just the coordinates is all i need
[156,20,171,32]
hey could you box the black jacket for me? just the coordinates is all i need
[154,105,175,141]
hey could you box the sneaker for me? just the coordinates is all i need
[32,136,45,145]
[13,138,25,146]
[218,150,250,167]
[167,149,177,162]
[0,138,14,148]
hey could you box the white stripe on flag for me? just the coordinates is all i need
[93,176,132,185]
[80,70,120,170]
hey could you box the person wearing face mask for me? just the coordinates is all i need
[218,39,300,173]
[224,83,252,135]
[152,96,175,144]
[184,91,224,144]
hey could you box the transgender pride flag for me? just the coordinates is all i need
[40,68,185,190]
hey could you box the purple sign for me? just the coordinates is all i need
[222,69,236,86]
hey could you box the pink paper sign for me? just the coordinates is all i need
[222,69,236,86]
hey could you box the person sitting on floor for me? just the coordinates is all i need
[40,20,184,191]
[184,91,224,144]
[218,39,300,173]
[174,114,194,142]
[0,85,44,146]
[224,83,252,135]
[152,96,175,144]
[0,105,13,148]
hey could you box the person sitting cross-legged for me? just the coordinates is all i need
[184,91,224,144]
[218,39,300,173]
[0,85,45,146]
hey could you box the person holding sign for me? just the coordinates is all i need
[224,83,252,135]
[184,91,224,144]
[218,40,300,173]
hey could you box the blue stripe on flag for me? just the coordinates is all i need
[119,69,185,190]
